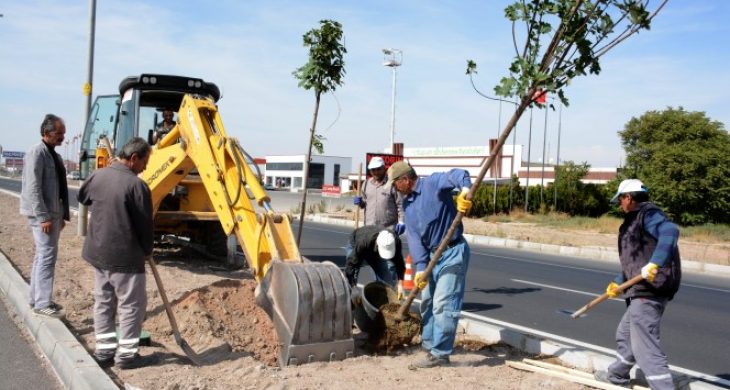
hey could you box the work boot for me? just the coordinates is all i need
[94,355,114,369]
[594,370,630,388]
[408,353,450,370]
[33,305,64,319]
[116,354,160,370]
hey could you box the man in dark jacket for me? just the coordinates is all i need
[78,137,158,370]
[344,225,404,290]
[595,179,681,390]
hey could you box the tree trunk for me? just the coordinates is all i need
[296,92,322,245]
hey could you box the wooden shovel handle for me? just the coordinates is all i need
[354,163,362,229]
[571,274,644,318]
[146,255,182,335]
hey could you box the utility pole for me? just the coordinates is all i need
[78,0,96,236]
[540,106,549,205]
[554,103,563,210]
[382,49,402,154]
[524,107,533,212]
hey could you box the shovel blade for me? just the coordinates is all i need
[177,337,232,366]
[555,309,587,319]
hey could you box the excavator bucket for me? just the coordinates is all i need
[255,259,354,366]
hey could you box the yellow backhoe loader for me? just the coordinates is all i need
[78,74,353,365]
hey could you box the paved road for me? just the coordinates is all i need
[294,221,730,380]
[2,176,728,379]
[0,176,352,214]
[0,295,61,390]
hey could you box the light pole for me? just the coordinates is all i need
[78,0,96,236]
[382,48,402,154]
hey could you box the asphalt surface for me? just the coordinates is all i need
[0,295,61,390]
[2,176,728,379]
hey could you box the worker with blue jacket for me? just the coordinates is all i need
[385,161,473,369]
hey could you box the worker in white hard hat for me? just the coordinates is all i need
[353,157,405,235]
[343,225,404,290]
[594,179,681,390]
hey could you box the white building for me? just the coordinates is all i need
[264,155,351,192]
[343,143,616,189]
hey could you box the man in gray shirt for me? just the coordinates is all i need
[78,137,157,370]
[20,114,70,318]
[353,157,405,235]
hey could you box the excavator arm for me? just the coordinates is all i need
[141,94,353,365]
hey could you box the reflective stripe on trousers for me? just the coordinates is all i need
[93,268,146,363]
[607,297,674,390]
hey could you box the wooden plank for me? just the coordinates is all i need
[520,359,650,390]
[522,359,594,379]
[506,360,628,390]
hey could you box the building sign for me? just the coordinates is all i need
[406,146,491,157]
[365,153,404,178]
[321,184,341,198]
[4,158,24,169]
[2,151,25,159]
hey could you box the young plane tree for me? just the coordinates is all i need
[293,19,347,245]
[400,0,669,313]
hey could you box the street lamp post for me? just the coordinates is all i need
[382,48,402,154]
[78,0,96,236]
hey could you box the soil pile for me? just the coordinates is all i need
[145,278,280,366]
[372,303,421,352]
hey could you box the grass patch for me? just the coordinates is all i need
[682,224,730,243]
[481,211,730,243]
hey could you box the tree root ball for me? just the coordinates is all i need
[369,303,421,352]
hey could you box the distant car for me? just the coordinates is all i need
[264,183,277,191]
[67,171,81,180]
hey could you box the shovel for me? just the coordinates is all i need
[561,274,644,319]
[146,255,217,366]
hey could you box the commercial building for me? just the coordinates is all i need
[342,143,617,190]
[263,154,351,192]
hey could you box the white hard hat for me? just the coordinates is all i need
[611,179,648,204]
[376,230,396,260]
[368,157,385,170]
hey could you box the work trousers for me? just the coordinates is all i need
[607,297,674,390]
[420,240,470,358]
[93,268,147,364]
[28,216,62,309]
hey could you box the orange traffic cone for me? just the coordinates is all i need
[401,254,415,293]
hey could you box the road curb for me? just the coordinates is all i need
[303,214,730,276]
[0,251,117,390]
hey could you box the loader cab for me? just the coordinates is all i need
[116,74,221,150]
[78,74,221,179]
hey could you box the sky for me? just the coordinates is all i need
[1,0,728,169]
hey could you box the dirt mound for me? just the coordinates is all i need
[370,303,421,352]
[145,279,280,366]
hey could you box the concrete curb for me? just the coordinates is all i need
[0,251,117,390]
[303,214,730,276]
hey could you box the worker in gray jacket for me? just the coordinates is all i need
[78,137,158,370]
[353,157,405,234]
[20,114,70,318]
[594,179,681,390]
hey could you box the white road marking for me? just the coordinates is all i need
[475,251,616,275]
